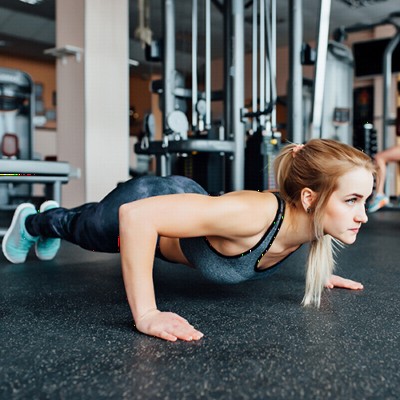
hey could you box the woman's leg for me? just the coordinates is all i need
[25,175,208,253]
[374,145,400,194]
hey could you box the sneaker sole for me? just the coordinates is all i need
[2,203,37,264]
[39,200,60,213]
[35,200,60,261]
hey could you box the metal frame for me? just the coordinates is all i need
[231,0,246,190]
[191,0,198,131]
[205,0,212,130]
[251,0,258,133]
[0,159,75,222]
[136,0,247,190]
[288,0,303,143]
[136,0,281,191]
[310,0,331,139]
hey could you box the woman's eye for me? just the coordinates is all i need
[346,198,357,205]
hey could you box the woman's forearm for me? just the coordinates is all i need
[119,203,159,322]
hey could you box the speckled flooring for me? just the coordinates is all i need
[0,210,399,399]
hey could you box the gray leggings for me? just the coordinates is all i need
[25,175,208,253]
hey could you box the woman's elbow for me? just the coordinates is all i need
[119,203,136,227]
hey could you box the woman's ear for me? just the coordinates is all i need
[300,188,317,213]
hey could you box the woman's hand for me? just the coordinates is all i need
[135,309,204,342]
[325,274,364,290]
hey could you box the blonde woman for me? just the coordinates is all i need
[3,139,375,342]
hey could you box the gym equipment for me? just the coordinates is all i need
[287,0,303,144]
[336,11,400,197]
[0,159,79,234]
[0,68,34,161]
[320,41,354,144]
[135,0,246,193]
[309,0,331,140]
[292,0,352,145]
[0,67,79,211]
[134,1,340,192]
[244,0,281,191]
[0,67,35,207]
[363,123,378,158]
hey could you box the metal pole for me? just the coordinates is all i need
[265,0,271,133]
[252,0,258,133]
[163,0,176,132]
[288,0,303,143]
[270,0,277,129]
[310,0,331,139]
[382,29,400,195]
[192,0,198,130]
[232,0,245,190]
[205,0,211,129]
[259,0,266,127]
[161,0,176,176]
[223,0,232,144]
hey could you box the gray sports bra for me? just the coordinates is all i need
[179,192,292,284]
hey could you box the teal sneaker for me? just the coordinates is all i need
[2,203,38,263]
[35,200,61,261]
[368,193,390,213]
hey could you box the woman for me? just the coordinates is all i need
[2,139,375,342]
[368,144,400,212]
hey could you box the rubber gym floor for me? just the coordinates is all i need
[0,210,399,400]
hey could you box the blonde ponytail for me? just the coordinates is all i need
[302,236,336,307]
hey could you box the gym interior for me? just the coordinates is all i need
[0,0,399,398]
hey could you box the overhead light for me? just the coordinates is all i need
[19,0,44,4]
[338,0,389,7]
[129,59,140,67]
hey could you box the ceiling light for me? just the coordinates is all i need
[19,0,44,5]
[337,0,389,7]
[129,59,140,67]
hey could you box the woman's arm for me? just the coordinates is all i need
[119,191,272,341]
[119,196,204,341]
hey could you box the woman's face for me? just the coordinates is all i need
[322,167,374,244]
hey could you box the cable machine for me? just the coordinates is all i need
[136,0,362,192]
[135,0,244,193]
[135,0,283,193]
[243,0,281,191]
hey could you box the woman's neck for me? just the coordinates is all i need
[278,205,315,249]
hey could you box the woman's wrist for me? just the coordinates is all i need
[135,307,159,323]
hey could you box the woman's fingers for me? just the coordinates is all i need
[326,274,364,290]
[159,331,178,342]
[136,310,204,342]
[162,317,204,341]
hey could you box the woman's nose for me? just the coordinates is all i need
[356,206,368,223]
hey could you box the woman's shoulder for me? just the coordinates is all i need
[222,189,279,204]
[218,190,280,226]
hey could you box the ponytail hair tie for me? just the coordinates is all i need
[292,144,305,158]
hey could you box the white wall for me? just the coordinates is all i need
[55,0,129,207]
[84,0,129,202]
[56,0,86,207]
